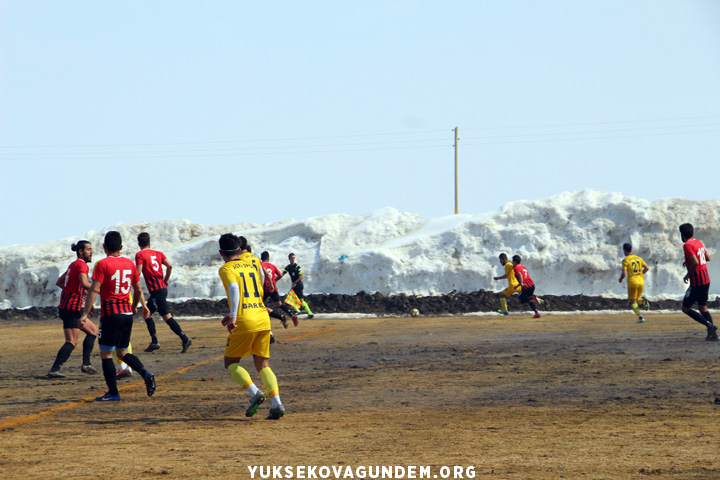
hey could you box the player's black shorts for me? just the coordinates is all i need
[518,285,536,304]
[293,282,304,300]
[264,291,281,304]
[683,283,710,308]
[98,313,134,351]
[147,288,170,316]
[58,308,82,329]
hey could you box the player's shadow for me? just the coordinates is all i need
[70,417,256,425]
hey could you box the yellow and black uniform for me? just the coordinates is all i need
[622,254,647,300]
[502,261,522,296]
[219,251,272,358]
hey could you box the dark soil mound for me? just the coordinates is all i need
[0,291,693,323]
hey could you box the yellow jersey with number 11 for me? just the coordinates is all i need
[219,252,271,334]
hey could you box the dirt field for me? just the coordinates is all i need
[2,312,720,479]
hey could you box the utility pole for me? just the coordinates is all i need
[454,127,459,214]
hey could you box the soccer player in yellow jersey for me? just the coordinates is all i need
[493,253,521,315]
[619,243,650,323]
[218,233,285,420]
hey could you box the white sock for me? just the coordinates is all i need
[271,395,282,408]
[247,383,260,397]
[119,362,127,370]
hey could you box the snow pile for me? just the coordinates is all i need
[2,190,719,308]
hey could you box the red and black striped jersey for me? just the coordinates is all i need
[683,238,711,286]
[513,264,535,290]
[92,255,139,316]
[58,258,89,311]
[135,248,168,292]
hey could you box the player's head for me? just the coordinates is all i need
[623,243,632,254]
[219,233,240,258]
[246,243,252,253]
[137,232,151,248]
[237,236,248,252]
[261,251,270,261]
[512,254,522,265]
[679,223,694,241]
[499,253,508,264]
[288,253,296,263]
[103,231,123,255]
[71,240,93,262]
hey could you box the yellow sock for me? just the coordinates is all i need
[259,367,280,398]
[227,363,254,390]
[500,297,507,311]
[301,301,313,315]
[631,303,641,316]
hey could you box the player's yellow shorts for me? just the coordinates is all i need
[502,285,522,297]
[225,330,271,359]
[627,281,644,300]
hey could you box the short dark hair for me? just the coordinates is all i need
[679,223,694,239]
[261,251,269,261]
[288,252,295,259]
[512,254,522,264]
[219,233,240,254]
[623,243,632,253]
[137,232,150,248]
[104,231,122,253]
[499,253,507,260]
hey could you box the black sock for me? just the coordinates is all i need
[82,335,96,365]
[165,317,188,342]
[269,310,284,320]
[122,353,147,377]
[685,309,711,327]
[51,342,75,370]
[145,318,158,344]
[101,358,118,395]
[280,304,295,316]
[702,310,714,325]
[529,301,538,313]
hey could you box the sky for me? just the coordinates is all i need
[1,1,720,246]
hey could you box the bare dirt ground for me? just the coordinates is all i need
[2,311,720,479]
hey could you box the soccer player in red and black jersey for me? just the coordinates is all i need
[512,255,541,318]
[47,241,99,377]
[79,231,156,401]
[679,223,717,341]
[135,232,191,353]
[261,251,299,328]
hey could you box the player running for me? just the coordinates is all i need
[78,231,157,401]
[618,243,650,323]
[493,253,522,315]
[47,241,99,377]
[217,234,285,420]
[512,255,543,318]
[135,232,191,353]
[261,251,298,328]
[679,223,717,341]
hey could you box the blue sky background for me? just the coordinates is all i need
[2,1,719,246]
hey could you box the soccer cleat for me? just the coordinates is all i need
[497,309,509,316]
[144,343,160,352]
[292,314,299,326]
[116,367,133,379]
[270,332,275,344]
[637,316,645,323]
[181,338,192,353]
[642,297,650,311]
[95,392,121,401]
[280,316,288,329]
[532,312,541,319]
[144,371,156,396]
[266,404,285,420]
[47,369,66,378]
[81,364,97,375]
[245,391,266,417]
[706,324,719,341]
[307,314,314,319]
